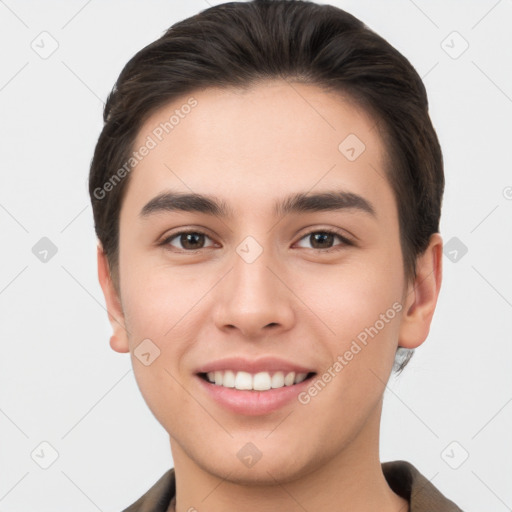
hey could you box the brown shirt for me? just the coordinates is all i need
[122,460,463,511]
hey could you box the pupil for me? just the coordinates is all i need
[181,233,204,249]
[312,232,333,248]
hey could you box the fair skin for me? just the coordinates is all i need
[98,80,442,512]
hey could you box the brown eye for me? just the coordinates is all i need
[165,231,215,251]
[295,230,352,250]
[309,232,335,249]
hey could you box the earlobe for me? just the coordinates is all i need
[97,244,130,353]
[109,334,129,353]
[398,233,443,349]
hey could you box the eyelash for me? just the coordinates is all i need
[160,228,354,253]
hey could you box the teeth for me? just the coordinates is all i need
[235,371,253,390]
[222,370,236,388]
[253,372,271,391]
[284,372,295,386]
[296,373,308,383]
[204,370,309,390]
[271,371,285,388]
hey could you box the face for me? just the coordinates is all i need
[100,80,438,484]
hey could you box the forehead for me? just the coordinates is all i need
[123,80,394,219]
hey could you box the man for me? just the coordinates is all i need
[89,1,461,510]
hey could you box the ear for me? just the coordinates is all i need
[398,233,443,349]
[97,244,130,353]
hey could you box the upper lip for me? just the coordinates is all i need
[194,356,316,375]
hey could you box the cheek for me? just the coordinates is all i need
[290,249,405,402]
[295,255,403,340]
[118,264,199,429]
[118,242,205,340]
[297,263,403,425]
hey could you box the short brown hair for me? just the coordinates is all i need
[89,0,444,372]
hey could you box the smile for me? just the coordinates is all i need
[199,370,315,391]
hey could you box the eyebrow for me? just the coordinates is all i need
[139,190,376,219]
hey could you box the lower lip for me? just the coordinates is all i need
[196,374,314,416]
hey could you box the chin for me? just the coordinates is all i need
[208,459,311,486]
[187,440,317,486]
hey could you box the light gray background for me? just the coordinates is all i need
[1,0,511,510]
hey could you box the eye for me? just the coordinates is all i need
[163,230,216,251]
[160,228,352,253]
[295,229,352,251]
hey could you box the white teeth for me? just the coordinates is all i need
[253,372,272,391]
[235,371,253,390]
[295,372,308,384]
[222,370,236,388]
[204,370,311,390]
[271,371,285,388]
[284,372,295,386]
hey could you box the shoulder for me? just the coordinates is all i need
[382,460,463,511]
[121,468,176,512]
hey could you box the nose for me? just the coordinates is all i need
[212,245,295,339]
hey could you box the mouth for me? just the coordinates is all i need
[197,370,317,391]
[194,356,318,415]
[196,370,317,415]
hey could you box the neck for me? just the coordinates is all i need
[168,400,408,512]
